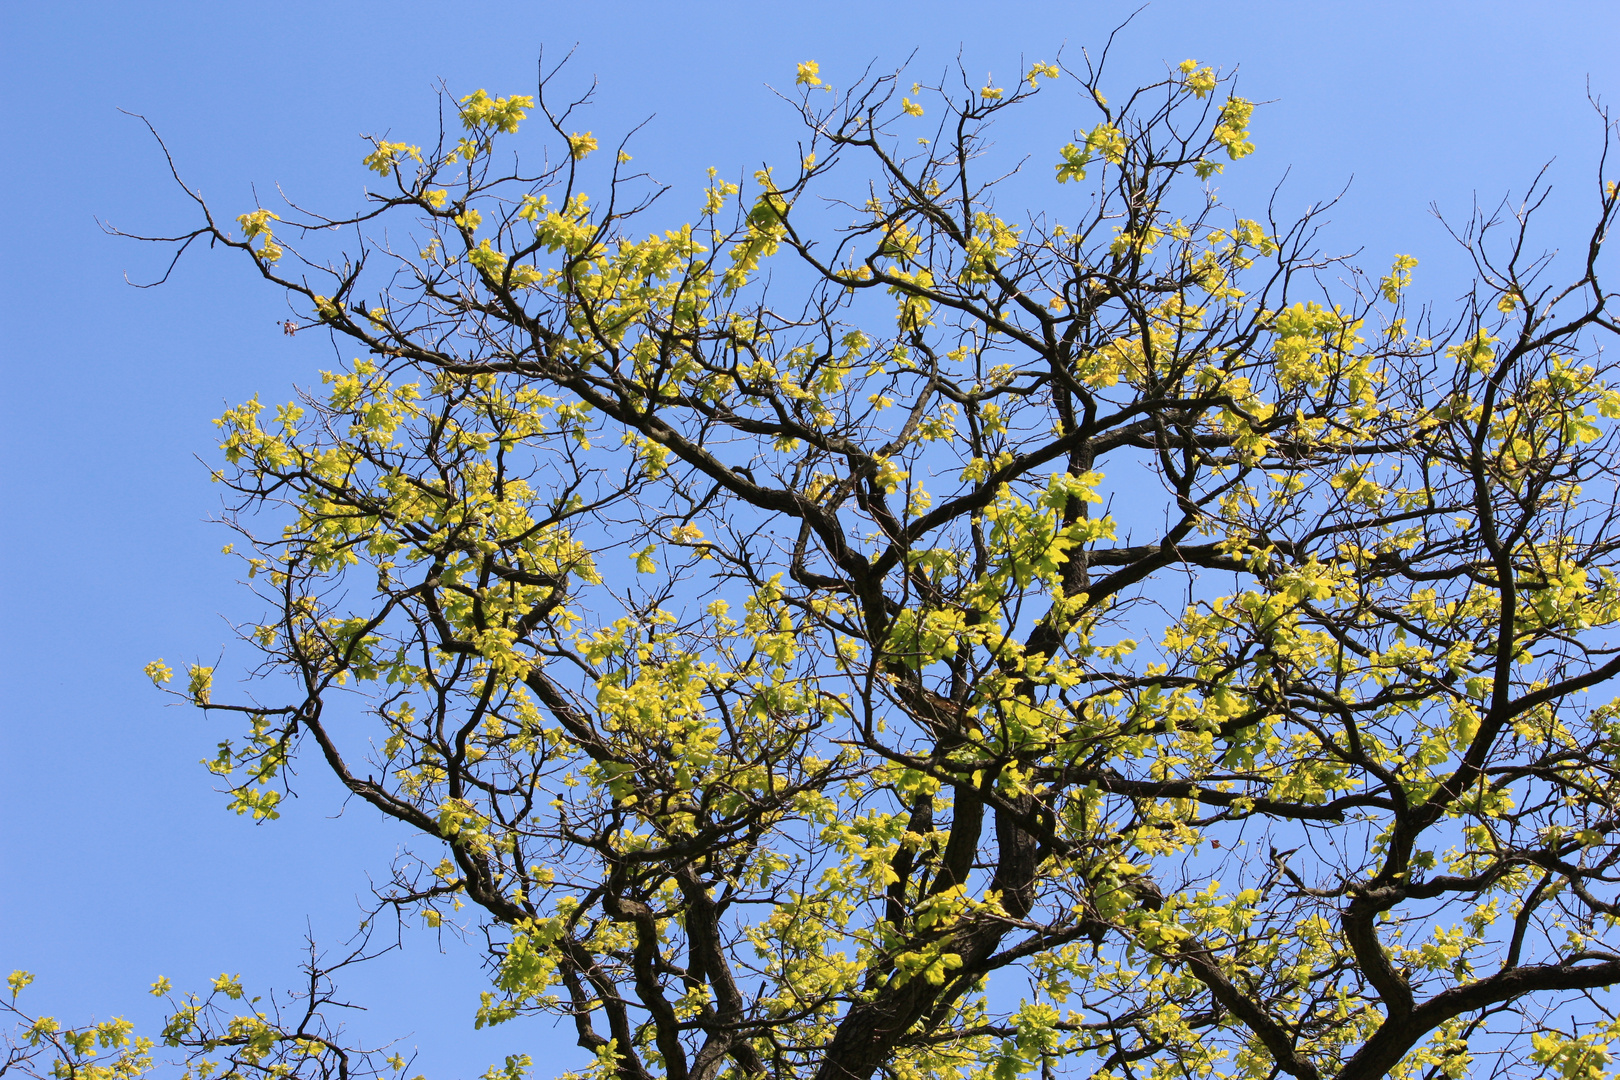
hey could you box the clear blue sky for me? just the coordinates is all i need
[3,2,1617,1077]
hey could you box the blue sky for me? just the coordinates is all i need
[3,2,1618,1077]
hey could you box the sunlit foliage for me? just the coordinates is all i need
[14,47,1620,1080]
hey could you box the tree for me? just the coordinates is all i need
[13,45,1620,1080]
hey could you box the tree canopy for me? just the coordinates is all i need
[12,46,1620,1080]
